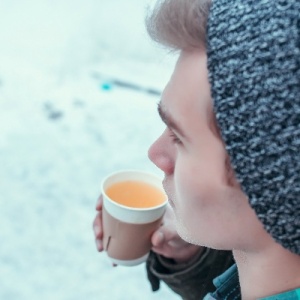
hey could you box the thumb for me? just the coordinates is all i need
[151,230,165,248]
[151,223,178,247]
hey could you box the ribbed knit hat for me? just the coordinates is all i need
[207,0,300,255]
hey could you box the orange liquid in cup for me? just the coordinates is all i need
[105,180,166,208]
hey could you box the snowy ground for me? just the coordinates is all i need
[0,1,180,299]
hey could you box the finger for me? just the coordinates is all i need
[96,195,103,211]
[151,230,165,248]
[93,213,103,239]
[151,220,178,249]
[156,224,178,243]
[93,212,104,252]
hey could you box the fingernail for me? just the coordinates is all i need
[153,231,164,246]
[96,239,103,251]
[157,231,164,242]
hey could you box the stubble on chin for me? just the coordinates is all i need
[174,210,203,246]
[163,177,205,245]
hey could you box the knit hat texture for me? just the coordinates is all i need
[207,0,300,254]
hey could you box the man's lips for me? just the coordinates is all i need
[168,198,175,208]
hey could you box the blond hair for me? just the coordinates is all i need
[145,0,211,51]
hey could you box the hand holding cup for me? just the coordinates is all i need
[93,170,202,266]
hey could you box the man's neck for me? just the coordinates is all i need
[233,244,300,299]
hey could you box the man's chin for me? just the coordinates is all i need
[176,226,201,245]
[174,214,201,245]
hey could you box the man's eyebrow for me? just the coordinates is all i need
[157,102,187,139]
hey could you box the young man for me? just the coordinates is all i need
[94,0,300,298]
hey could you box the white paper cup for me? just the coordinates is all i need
[101,170,167,266]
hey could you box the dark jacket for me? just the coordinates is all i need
[146,248,234,300]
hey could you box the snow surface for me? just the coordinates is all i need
[0,0,180,299]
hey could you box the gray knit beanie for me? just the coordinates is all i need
[207,0,300,255]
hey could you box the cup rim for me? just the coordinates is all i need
[101,169,167,212]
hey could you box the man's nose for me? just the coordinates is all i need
[148,130,174,175]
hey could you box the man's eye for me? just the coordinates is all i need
[169,131,182,145]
